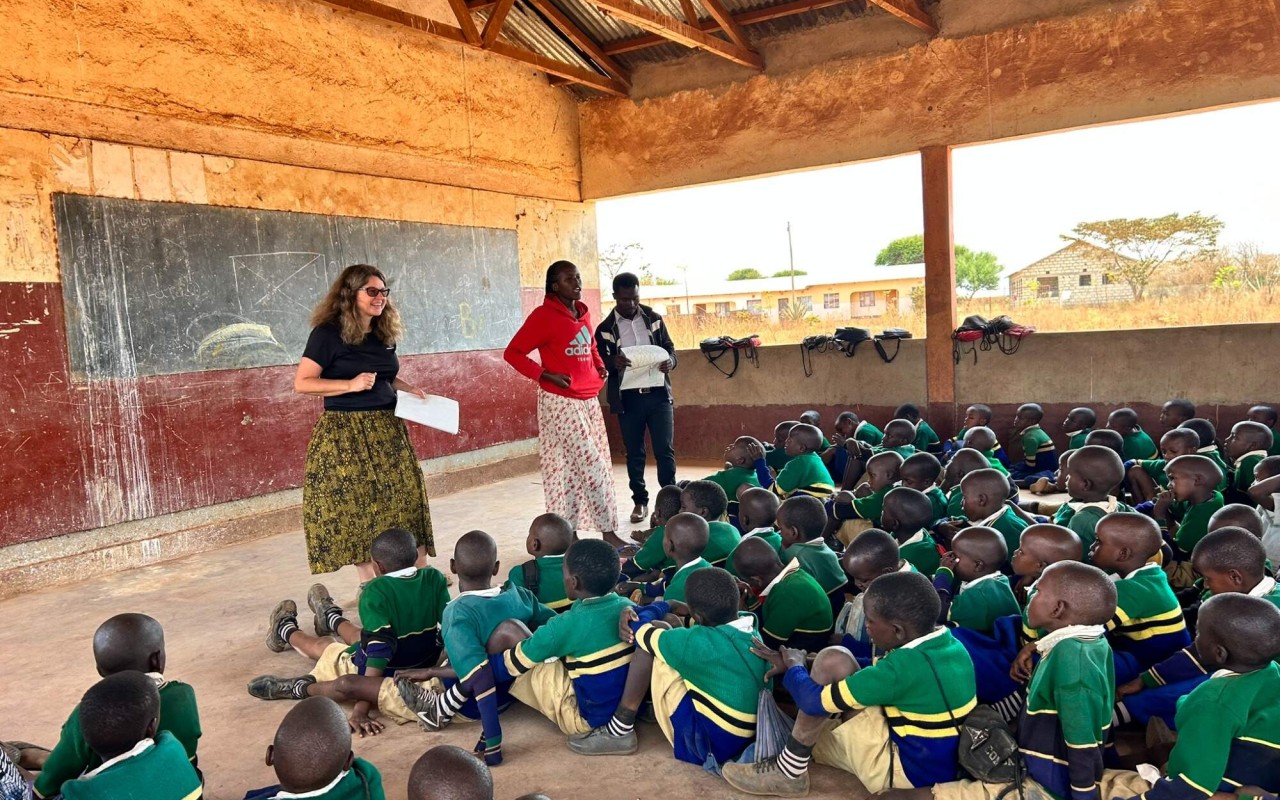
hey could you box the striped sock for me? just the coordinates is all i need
[776,737,812,780]
[437,684,466,722]
[324,605,346,633]
[607,706,637,737]
[290,676,316,699]
[276,616,300,644]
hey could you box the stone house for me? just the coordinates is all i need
[1008,241,1136,305]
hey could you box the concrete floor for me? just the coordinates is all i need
[1,463,862,800]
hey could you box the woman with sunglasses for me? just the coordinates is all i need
[294,264,436,582]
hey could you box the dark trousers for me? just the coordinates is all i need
[618,388,677,506]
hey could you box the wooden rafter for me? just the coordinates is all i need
[603,0,857,55]
[445,0,483,43]
[678,0,701,27]
[315,0,627,95]
[525,0,632,87]
[866,0,936,34]
[697,0,752,50]
[575,0,762,68]
[481,0,517,46]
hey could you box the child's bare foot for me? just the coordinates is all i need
[602,530,628,548]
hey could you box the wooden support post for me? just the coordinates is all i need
[921,145,956,418]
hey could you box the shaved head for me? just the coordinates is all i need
[1038,561,1117,626]
[739,488,780,530]
[731,536,784,583]
[454,530,499,580]
[1098,512,1163,561]
[665,512,710,559]
[1208,504,1264,538]
[530,513,574,554]
[1020,524,1083,564]
[408,745,494,800]
[963,426,997,453]
[952,526,1008,569]
[272,697,352,792]
[93,613,165,676]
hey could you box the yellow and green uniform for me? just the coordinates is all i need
[783,627,978,787]
[1018,424,1058,472]
[771,451,836,501]
[834,484,893,527]
[500,593,634,729]
[1166,491,1225,556]
[633,521,741,572]
[1128,663,1280,800]
[631,524,671,571]
[703,465,761,498]
[244,758,385,800]
[973,506,1030,556]
[914,419,942,453]
[935,570,1020,635]
[783,538,849,616]
[758,560,834,652]
[855,420,885,447]
[662,558,713,604]
[1019,629,1116,800]
[1066,428,1093,450]
[1053,498,1132,557]
[508,555,570,613]
[1122,429,1159,461]
[354,567,451,673]
[899,529,943,577]
[1231,449,1269,495]
[1106,564,1191,685]
[35,676,201,800]
[60,732,202,800]
[764,445,792,473]
[634,614,772,766]
[985,451,1011,476]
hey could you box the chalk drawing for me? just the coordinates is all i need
[0,318,42,340]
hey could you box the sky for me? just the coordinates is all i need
[595,100,1280,288]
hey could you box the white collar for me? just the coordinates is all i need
[272,770,350,798]
[674,558,706,576]
[1035,624,1106,655]
[1111,563,1161,582]
[978,507,1007,527]
[386,566,417,578]
[898,560,915,573]
[1250,576,1277,598]
[960,572,1002,593]
[1064,429,1083,438]
[1019,424,1043,436]
[1197,445,1219,454]
[1239,449,1269,462]
[855,420,872,435]
[1211,668,1238,679]
[790,538,825,548]
[86,738,154,777]
[146,672,168,690]
[727,614,756,633]
[761,559,801,598]
[456,586,502,599]
[1067,496,1120,513]
[746,527,775,538]
[899,529,925,547]
[900,626,947,650]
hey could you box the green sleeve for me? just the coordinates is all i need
[1055,684,1108,749]
[507,564,525,588]
[33,706,94,799]
[1167,688,1241,796]
[823,655,903,712]
[433,573,453,626]
[948,591,987,632]
[851,492,882,521]
[357,584,395,670]
[633,526,670,571]
[514,585,557,630]
[515,610,569,662]
[762,590,802,643]
[774,461,802,494]
[162,683,203,760]
[442,606,490,680]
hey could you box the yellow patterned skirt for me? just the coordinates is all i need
[302,409,435,574]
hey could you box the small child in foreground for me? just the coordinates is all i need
[508,513,574,613]
[60,672,202,800]
[933,526,1020,635]
[243,697,384,800]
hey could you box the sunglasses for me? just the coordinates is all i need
[361,287,391,298]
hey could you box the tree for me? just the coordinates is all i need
[955,246,1002,299]
[772,269,807,278]
[727,268,765,280]
[598,242,650,285]
[1066,213,1224,301]
[875,234,925,266]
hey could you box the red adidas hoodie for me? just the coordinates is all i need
[504,295,606,400]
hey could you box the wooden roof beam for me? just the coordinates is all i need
[697,0,752,50]
[866,0,936,34]
[480,0,516,46]
[525,0,632,88]
[576,0,762,68]
[603,0,855,55]
[315,0,628,95]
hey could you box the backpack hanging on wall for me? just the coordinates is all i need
[833,327,872,357]
[873,328,912,363]
[953,315,1035,364]
[700,334,761,378]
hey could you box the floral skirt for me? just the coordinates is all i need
[303,409,435,574]
[537,391,620,533]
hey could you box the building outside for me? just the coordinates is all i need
[603,264,925,322]
[1008,240,1136,305]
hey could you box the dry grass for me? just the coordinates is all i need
[661,289,1280,348]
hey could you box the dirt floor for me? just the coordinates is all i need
[0,463,868,800]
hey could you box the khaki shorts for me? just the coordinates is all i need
[933,769,1150,800]
[309,642,418,725]
[510,659,590,736]
[812,706,908,792]
[650,656,690,750]
[837,519,875,548]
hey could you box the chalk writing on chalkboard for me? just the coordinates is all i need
[53,194,522,380]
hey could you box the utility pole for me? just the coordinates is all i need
[678,264,691,315]
[786,221,797,319]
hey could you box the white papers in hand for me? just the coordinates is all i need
[395,391,460,434]
[620,344,670,391]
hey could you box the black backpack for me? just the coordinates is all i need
[921,654,1026,795]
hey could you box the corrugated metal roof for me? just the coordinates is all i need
[476,2,598,72]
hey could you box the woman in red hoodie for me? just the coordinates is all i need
[505,261,623,547]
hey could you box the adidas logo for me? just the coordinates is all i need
[564,326,592,357]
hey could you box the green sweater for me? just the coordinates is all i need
[703,465,761,498]
[782,539,847,597]
[925,486,949,524]
[854,420,884,446]
[637,521,741,571]
[664,558,713,603]
[899,530,942,577]
[35,678,201,800]
[759,567,834,649]
[246,758,385,800]
[355,567,452,672]
[1168,491,1224,555]
[508,555,571,612]
[1123,429,1159,461]
[914,420,941,452]
[771,452,835,500]
[1053,498,1133,557]
[61,732,201,800]
[1232,451,1268,494]
[726,528,785,577]
[940,571,1020,634]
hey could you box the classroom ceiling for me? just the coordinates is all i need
[316,0,938,97]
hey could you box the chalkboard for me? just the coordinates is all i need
[53,194,522,379]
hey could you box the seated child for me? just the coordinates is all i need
[1115,526,1278,731]
[679,481,743,567]
[962,427,1010,475]
[937,561,1149,800]
[59,672,202,800]
[36,613,201,800]
[1127,428,1201,505]
[1223,420,1273,504]
[836,410,884,447]
[249,528,451,734]
[407,745,492,800]
[1152,455,1225,586]
[799,410,832,449]
[933,526,1020,635]
[508,513,574,613]
[705,436,763,503]
[1052,445,1131,556]
[1107,408,1159,461]
[243,697,384,800]
[1084,429,1127,463]
[1010,523,1083,606]
[734,537,834,652]
[728,487,784,566]
[762,424,836,501]
[1062,406,1097,451]
[723,571,977,796]
[829,450,903,544]
[1088,513,1190,684]
[880,487,944,577]
[1247,456,1280,521]
[834,530,916,657]
[1117,593,1280,800]
[895,403,942,454]
[900,453,948,524]
[1177,418,1231,478]
[778,495,847,615]
[939,449,992,525]
[875,419,918,458]
[1247,402,1280,455]
[570,569,772,767]
[496,539,636,739]
[398,531,556,765]
[623,513,713,611]
[1159,398,1197,432]
[947,469,1028,556]
[1009,403,1059,487]
[622,485,683,574]
[1208,502,1266,539]
[946,403,994,455]
[764,421,799,474]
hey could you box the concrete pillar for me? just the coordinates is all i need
[921,145,956,419]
